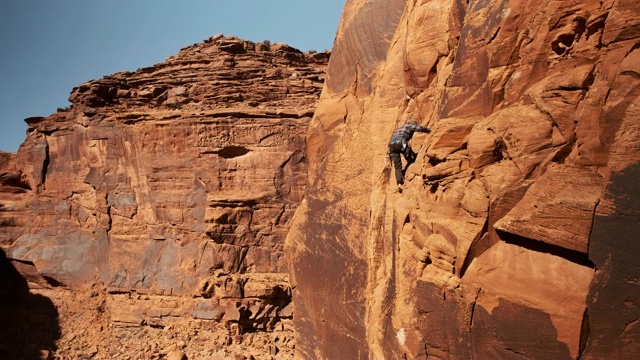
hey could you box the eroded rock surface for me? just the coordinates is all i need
[0,35,328,359]
[286,0,640,358]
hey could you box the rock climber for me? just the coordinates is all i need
[388,119,431,192]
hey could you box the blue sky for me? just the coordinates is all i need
[0,0,344,152]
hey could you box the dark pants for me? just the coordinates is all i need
[388,140,416,185]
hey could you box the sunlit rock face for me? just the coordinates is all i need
[0,35,328,358]
[286,0,640,358]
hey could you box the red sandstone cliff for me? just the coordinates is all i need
[0,35,328,359]
[286,0,640,359]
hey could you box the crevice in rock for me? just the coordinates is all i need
[212,146,251,159]
[496,229,595,268]
[578,307,590,358]
[586,13,607,42]
[42,275,63,288]
[628,42,640,55]
[552,34,577,56]
[200,281,212,298]
[502,346,527,358]
[581,66,597,94]
[469,288,481,328]
[426,182,439,193]
[403,213,411,227]
[574,17,587,39]
[426,55,442,87]
[9,258,34,266]
[419,340,429,359]
[273,206,286,226]
[586,195,600,257]
[258,132,278,144]
[41,140,50,189]
[105,205,113,241]
[234,246,249,273]
[550,134,576,164]
[427,157,443,167]
[488,26,501,44]
[209,198,258,208]
[459,220,489,278]
[551,16,587,56]
[493,137,507,161]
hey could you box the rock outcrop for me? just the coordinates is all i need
[286,0,640,359]
[0,35,328,359]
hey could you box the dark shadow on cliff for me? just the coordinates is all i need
[0,248,60,359]
[582,162,640,357]
[496,229,595,268]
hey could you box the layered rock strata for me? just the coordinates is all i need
[0,35,328,358]
[286,0,640,359]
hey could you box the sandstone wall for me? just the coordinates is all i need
[0,36,328,359]
[286,0,640,358]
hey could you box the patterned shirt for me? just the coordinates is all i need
[389,122,431,144]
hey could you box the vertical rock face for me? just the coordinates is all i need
[286,0,640,358]
[0,36,328,358]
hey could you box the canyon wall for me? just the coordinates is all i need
[2,1,639,358]
[0,36,328,359]
[286,0,640,359]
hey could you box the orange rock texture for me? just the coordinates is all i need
[0,36,328,359]
[286,0,640,359]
